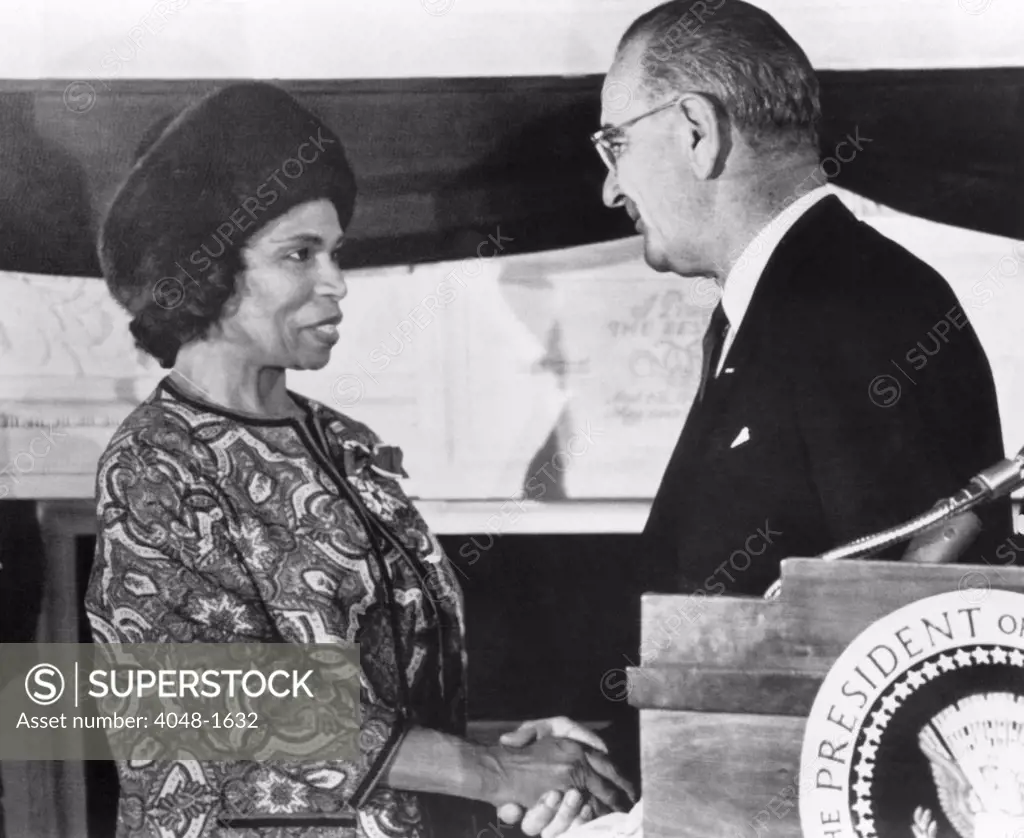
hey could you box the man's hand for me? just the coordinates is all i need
[494,717,634,838]
[499,717,610,754]
[502,789,595,838]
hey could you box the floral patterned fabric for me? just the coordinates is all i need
[85,377,469,838]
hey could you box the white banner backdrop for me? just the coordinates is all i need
[1,187,1022,504]
[288,236,710,500]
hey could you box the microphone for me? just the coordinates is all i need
[949,443,1024,505]
[899,510,982,566]
[764,445,1024,600]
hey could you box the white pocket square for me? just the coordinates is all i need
[730,427,751,448]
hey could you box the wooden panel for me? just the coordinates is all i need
[636,558,1024,674]
[634,560,1024,834]
[0,495,653,534]
[778,554,1024,601]
[627,667,823,715]
[635,597,781,669]
[1,503,93,838]
[641,710,806,838]
[31,502,90,838]
[1,761,85,838]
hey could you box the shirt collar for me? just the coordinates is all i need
[719,186,832,331]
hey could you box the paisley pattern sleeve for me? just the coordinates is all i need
[85,409,410,831]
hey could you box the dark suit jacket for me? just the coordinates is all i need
[643,196,1012,597]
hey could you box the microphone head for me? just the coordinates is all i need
[975,452,1024,499]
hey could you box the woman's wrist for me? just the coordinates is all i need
[475,743,509,807]
[383,726,507,804]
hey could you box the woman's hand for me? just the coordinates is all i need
[483,736,634,814]
[382,723,633,837]
[494,718,633,837]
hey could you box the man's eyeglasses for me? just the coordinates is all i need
[590,94,686,171]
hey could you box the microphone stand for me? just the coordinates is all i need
[763,446,1024,601]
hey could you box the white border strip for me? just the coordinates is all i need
[4,0,1022,80]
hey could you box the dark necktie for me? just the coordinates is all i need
[697,303,730,403]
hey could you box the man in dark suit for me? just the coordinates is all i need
[494,4,1012,835]
[592,0,1011,598]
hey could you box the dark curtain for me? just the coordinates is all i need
[0,69,1020,278]
[817,68,1023,242]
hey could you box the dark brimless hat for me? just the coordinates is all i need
[98,81,357,367]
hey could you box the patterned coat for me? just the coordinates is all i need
[85,378,469,838]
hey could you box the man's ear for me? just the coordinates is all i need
[676,93,728,181]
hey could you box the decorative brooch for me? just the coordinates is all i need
[341,440,409,480]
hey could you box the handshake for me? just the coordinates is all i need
[484,717,636,838]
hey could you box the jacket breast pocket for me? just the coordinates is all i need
[704,424,755,461]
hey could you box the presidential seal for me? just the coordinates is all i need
[799,589,1024,838]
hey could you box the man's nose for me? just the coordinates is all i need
[602,168,625,209]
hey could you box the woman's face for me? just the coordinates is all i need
[218,198,348,371]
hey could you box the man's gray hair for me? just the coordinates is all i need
[620,0,821,153]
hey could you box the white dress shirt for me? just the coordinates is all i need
[715,186,833,375]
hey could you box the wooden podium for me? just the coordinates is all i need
[627,558,1024,838]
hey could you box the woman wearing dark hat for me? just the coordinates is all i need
[85,82,633,838]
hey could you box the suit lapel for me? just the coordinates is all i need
[645,197,857,540]
[709,196,850,391]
